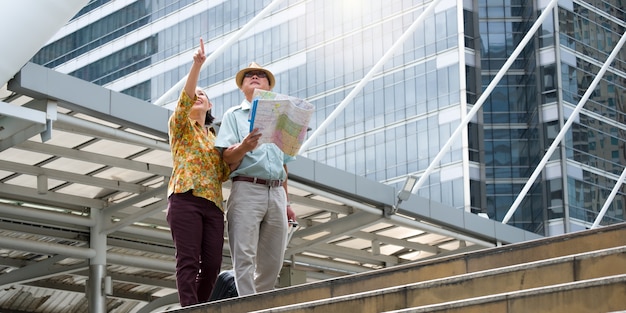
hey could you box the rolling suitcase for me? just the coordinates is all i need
[209,220,299,301]
[209,270,238,301]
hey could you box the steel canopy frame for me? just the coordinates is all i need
[0,1,546,310]
[0,61,542,312]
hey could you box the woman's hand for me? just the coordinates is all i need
[184,38,206,99]
[193,38,206,65]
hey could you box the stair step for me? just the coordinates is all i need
[383,274,626,313]
[179,223,626,313]
[242,246,626,313]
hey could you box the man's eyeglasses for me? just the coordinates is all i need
[244,71,267,78]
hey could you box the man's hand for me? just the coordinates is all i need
[240,128,262,152]
[287,204,296,226]
[222,128,262,166]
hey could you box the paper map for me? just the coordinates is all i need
[249,89,315,156]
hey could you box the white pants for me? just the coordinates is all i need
[226,181,288,296]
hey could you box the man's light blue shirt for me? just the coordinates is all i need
[215,99,295,180]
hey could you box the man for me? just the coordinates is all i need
[216,62,297,296]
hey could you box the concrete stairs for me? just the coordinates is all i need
[174,223,626,313]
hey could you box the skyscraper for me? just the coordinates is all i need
[33,0,625,237]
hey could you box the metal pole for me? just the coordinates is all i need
[88,207,108,313]
[551,3,571,233]
[55,113,170,152]
[0,202,95,227]
[152,0,287,107]
[502,30,626,224]
[0,236,95,259]
[411,0,559,194]
[299,0,444,153]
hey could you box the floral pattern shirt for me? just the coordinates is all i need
[167,91,230,211]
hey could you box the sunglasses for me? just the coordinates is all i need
[244,71,267,78]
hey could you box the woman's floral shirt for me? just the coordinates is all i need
[167,91,230,211]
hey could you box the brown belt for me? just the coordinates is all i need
[232,176,283,187]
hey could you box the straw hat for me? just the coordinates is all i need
[235,62,275,90]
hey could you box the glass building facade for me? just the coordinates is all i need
[33,0,625,236]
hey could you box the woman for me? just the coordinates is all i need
[166,38,233,306]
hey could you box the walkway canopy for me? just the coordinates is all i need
[0,62,541,312]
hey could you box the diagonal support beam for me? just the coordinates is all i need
[410,0,560,196]
[16,140,171,176]
[301,241,399,266]
[103,185,167,216]
[299,0,444,153]
[0,255,87,288]
[153,0,287,106]
[286,210,382,256]
[0,182,104,209]
[502,30,626,224]
[591,166,626,228]
[102,198,168,235]
[0,159,149,194]
[353,230,439,254]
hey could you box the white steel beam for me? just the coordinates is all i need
[103,185,167,216]
[16,140,170,176]
[0,255,87,288]
[591,166,626,228]
[0,159,149,194]
[286,211,382,256]
[290,180,498,248]
[153,0,288,106]
[0,201,95,227]
[103,198,168,235]
[503,30,626,224]
[0,99,56,151]
[411,0,559,195]
[0,101,47,124]
[0,236,95,259]
[300,0,444,153]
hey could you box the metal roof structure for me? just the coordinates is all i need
[0,62,542,312]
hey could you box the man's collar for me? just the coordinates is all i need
[240,99,252,111]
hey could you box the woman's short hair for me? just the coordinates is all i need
[205,110,215,125]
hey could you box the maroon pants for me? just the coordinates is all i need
[167,190,224,307]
